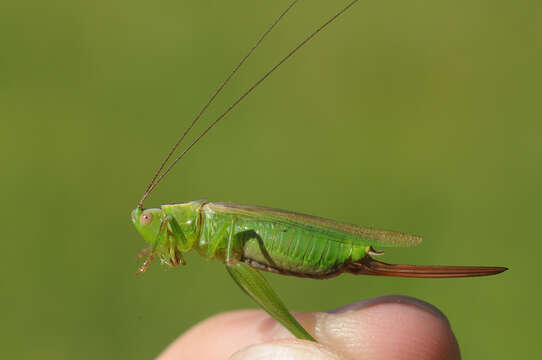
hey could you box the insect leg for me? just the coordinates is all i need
[226,262,315,341]
[166,215,187,266]
[137,215,170,275]
[136,247,150,259]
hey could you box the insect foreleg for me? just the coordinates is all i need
[136,247,150,259]
[226,262,315,341]
[137,217,168,275]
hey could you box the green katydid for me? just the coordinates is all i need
[131,0,507,342]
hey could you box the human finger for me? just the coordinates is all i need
[160,295,460,360]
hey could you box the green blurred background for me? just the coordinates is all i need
[2,0,540,358]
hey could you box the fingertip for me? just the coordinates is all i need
[315,295,460,360]
[328,295,450,325]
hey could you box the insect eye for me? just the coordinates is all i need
[140,212,153,225]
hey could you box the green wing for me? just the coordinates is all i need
[207,202,422,248]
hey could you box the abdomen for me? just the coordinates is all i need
[236,217,369,278]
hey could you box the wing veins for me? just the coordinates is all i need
[207,202,422,248]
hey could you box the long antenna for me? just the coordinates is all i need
[139,0,360,207]
[138,0,299,209]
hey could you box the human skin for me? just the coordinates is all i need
[158,295,461,360]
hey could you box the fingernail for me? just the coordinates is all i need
[327,295,450,325]
[229,341,340,360]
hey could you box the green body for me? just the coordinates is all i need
[132,200,419,278]
[197,201,369,276]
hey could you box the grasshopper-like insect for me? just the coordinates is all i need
[131,0,506,341]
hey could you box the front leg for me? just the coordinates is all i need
[137,215,169,275]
